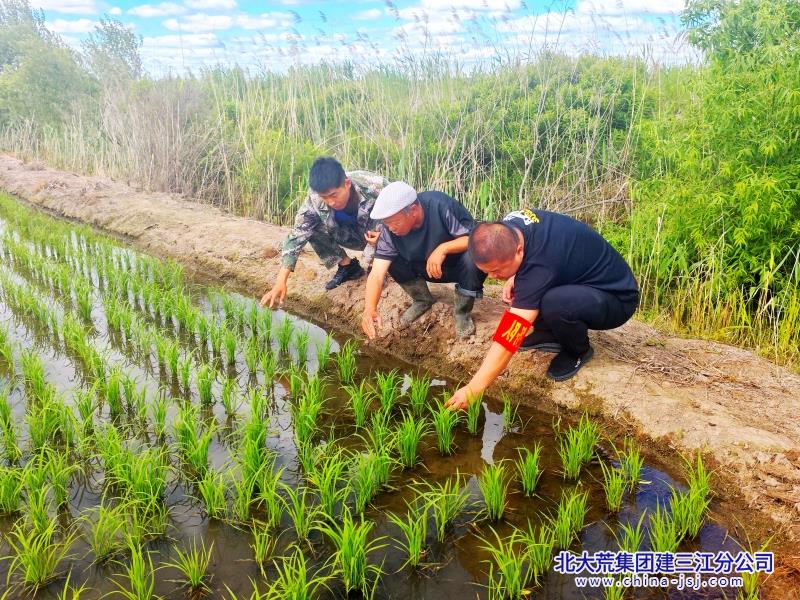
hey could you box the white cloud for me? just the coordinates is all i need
[184,0,238,10]
[354,8,382,21]
[577,0,685,16]
[142,33,222,48]
[420,0,521,10]
[164,11,294,32]
[47,17,96,33]
[128,3,186,18]
[32,0,98,15]
[108,6,122,15]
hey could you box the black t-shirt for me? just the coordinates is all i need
[506,209,638,310]
[375,191,475,263]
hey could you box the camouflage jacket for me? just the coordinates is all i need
[281,170,388,270]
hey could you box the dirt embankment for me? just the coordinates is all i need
[1,155,799,592]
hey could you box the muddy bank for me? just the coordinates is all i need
[1,154,799,582]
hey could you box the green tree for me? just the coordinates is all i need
[82,18,143,82]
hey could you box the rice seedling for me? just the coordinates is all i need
[395,412,429,469]
[54,573,87,600]
[45,448,78,508]
[209,324,225,356]
[0,324,15,367]
[511,451,539,504]
[335,340,357,384]
[685,453,711,501]
[20,348,48,402]
[286,363,305,399]
[259,351,278,383]
[24,482,53,536]
[223,330,238,365]
[418,475,469,542]
[153,333,170,368]
[407,374,431,417]
[552,488,589,550]
[75,282,93,322]
[307,447,349,519]
[277,317,294,354]
[250,522,276,572]
[281,484,323,542]
[264,544,331,600]
[165,340,180,378]
[367,407,392,453]
[293,378,326,446]
[648,502,680,552]
[317,507,386,595]
[166,539,214,593]
[0,466,24,514]
[105,366,124,418]
[178,353,193,390]
[387,499,428,569]
[374,369,401,412]
[80,502,127,562]
[344,380,372,428]
[244,337,260,373]
[502,393,520,432]
[6,517,78,589]
[479,463,510,522]
[294,327,309,363]
[74,385,95,428]
[556,415,599,480]
[112,540,157,600]
[430,398,460,455]
[315,334,333,372]
[232,475,256,523]
[257,307,273,341]
[520,521,555,586]
[668,485,709,540]
[150,393,168,439]
[349,449,385,514]
[599,460,627,513]
[619,438,643,491]
[466,392,483,435]
[196,363,217,406]
[256,463,284,529]
[197,468,228,520]
[221,376,240,417]
[185,424,215,478]
[481,527,531,600]
[616,512,646,553]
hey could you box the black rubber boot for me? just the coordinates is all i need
[325,258,365,290]
[398,279,435,325]
[546,345,594,381]
[453,290,476,338]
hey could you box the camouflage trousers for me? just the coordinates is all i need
[308,224,375,269]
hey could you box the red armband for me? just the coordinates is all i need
[492,310,533,353]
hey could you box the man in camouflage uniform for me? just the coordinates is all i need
[261,157,388,308]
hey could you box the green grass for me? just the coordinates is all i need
[647,502,681,552]
[466,392,483,435]
[407,374,431,417]
[599,460,627,513]
[344,380,372,428]
[374,369,401,412]
[479,463,510,522]
[317,507,386,595]
[387,499,428,569]
[417,475,469,542]
[481,527,531,600]
[515,444,543,496]
[166,539,213,592]
[6,517,78,590]
[552,488,588,550]
[335,340,358,384]
[430,398,460,456]
[395,412,429,469]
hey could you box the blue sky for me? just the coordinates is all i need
[34,0,692,75]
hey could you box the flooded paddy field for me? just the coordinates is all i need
[0,193,753,599]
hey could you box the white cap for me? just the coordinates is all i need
[370,181,417,220]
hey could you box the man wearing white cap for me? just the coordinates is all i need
[361,181,486,339]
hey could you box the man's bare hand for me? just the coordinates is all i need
[260,282,287,309]
[445,386,474,411]
[426,247,446,279]
[364,229,380,246]
[502,275,516,304]
[361,308,382,339]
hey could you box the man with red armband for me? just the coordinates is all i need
[445,208,638,410]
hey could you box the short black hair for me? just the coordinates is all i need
[309,157,346,193]
[468,221,519,264]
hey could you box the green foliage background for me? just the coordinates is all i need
[0,0,797,367]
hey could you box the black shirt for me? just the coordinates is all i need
[375,191,475,262]
[506,209,638,310]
